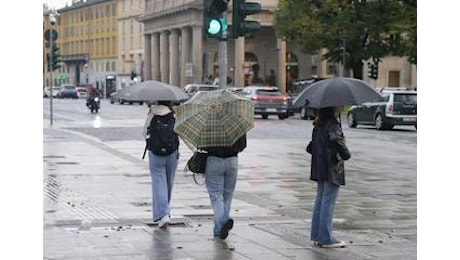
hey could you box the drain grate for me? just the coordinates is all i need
[43,176,118,222]
[55,161,79,165]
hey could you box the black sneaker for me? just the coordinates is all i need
[219,218,234,239]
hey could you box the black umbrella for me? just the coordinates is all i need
[296,77,383,108]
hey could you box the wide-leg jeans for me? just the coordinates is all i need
[148,150,178,222]
[310,180,340,245]
[205,156,238,236]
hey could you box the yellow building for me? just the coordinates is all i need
[116,0,145,89]
[44,0,118,97]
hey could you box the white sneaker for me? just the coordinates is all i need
[158,215,170,229]
[320,240,346,248]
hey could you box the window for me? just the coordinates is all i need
[394,94,417,103]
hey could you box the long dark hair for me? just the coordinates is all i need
[313,107,335,126]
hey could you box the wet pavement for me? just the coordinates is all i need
[43,99,417,260]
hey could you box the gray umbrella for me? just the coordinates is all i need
[296,77,383,108]
[120,80,189,102]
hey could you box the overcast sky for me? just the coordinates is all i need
[44,0,71,9]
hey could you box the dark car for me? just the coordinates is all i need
[242,86,289,120]
[288,78,326,119]
[57,84,79,99]
[109,90,144,105]
[347,88,417,130]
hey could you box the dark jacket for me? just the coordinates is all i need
[202,134,247,158]
[306,118,351,185]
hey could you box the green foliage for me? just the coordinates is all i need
[274,0,417,77]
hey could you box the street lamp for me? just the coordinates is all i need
[340,30,347,77]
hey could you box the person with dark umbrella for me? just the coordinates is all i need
[306,106,351,248]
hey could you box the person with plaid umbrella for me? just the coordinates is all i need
[174,90,254,239]
[201,133,247,239]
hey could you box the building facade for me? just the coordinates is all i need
[138,0,416,93]
[44,0,118,97]
[43,0,416,96]
[116,0,145,89]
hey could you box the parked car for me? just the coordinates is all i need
[347,88,417,130]
[44,86,60,98]
[183,84,219,97]
[57,84,79,99]
[242,86,289,120]
[77,87,88,99]
[288,77,326,119]
[109,91,144,105]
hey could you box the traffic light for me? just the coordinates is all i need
[49,44,61,71]
[372,63,379,79]
[232,0,262,38]
[204,0,228,38]
[367,62,378,79]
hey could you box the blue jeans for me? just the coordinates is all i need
[205,156,238,236]
[310,181,340,245]
[148,150,178,222]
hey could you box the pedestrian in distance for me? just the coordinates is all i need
[306,106,351,248]
[143,100,180,228]
[201,133,247,240]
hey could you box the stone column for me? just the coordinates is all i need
[143,34,152,80]
[152,32,161,81]
[192,26,203,83]
[160,31,170,83]
[234,37,245,88]
[169,29,180,87]
[319,48,327,78]
[277,38,287,94]
[181,26,191,87]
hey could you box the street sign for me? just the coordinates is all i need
[185,63,194,77]
[44,29,58,42]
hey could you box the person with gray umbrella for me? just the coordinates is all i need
[306,105,351,248]
[142,100,180,228]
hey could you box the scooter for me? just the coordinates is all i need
[87,96,101,113]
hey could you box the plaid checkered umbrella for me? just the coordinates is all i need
[174,90,255,148]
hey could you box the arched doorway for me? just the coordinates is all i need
[244,52,263,86]
[286,52,299,94]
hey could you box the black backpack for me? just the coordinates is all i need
[144,113,179,157]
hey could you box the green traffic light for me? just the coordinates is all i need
[207,18,227,35]
[208,19,222,35]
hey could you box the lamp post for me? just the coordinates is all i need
[339,29,347,77]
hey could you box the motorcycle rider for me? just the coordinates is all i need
[86,87,101,105]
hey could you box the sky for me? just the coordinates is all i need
[44,0,71,9]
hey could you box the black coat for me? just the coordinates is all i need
[306,118,351,186]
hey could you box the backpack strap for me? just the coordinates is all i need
[142,140,148,159]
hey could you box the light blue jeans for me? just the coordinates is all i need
[205,156,238,236]
[148,150,178,222]
[310,181,341,245]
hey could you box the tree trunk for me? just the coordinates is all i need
[351,61,363,79]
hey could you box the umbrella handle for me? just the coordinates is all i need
[181,137,197,152]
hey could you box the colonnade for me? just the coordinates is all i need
[143,26,203,87]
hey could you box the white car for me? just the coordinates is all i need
[44,86,60,98]
[77,87,88,99]
[183,84,219,97]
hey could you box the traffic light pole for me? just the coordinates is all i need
[218,10,228,89]
[49,12,56,126]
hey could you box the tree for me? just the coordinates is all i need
[274,0,417,79]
